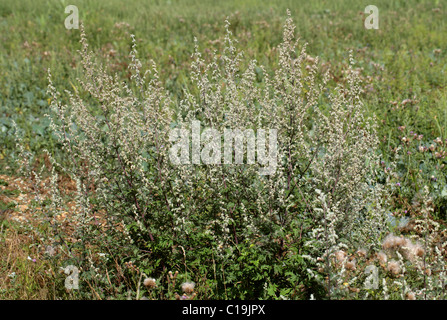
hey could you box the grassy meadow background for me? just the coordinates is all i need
[0,0,446,299]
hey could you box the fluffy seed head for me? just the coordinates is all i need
[382,233,409,250]
[413,243,425,257]
[181,281,195,294]
[143,278,157,288]
[377,251,388,265]
[402,240,425,263]
[395,236,407,247]
[345,259,356,271]
[356,248,367,258]
[335,250,347,263]
[406,292,416,300]
[382,234,396,249]
[387,260,401,275]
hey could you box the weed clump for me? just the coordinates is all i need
[11,10,446,300]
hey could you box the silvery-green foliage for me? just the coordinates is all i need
[43,11,391,299]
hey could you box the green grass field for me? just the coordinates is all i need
[0,0,446,300]
[1,0,445,166]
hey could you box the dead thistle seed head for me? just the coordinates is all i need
[356,248,367,258]
[387,260,401,275]
[143,278,157,288]
[395,236,406,247]
[406,292,416,300]
[413,242,425,258]
[345,259,356,271]
[335,250,347,263]
[382,235,394,249]
[377,251,388,265]
[401,240,425,263]
[181,281,195,294]
[383,233,400,249]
